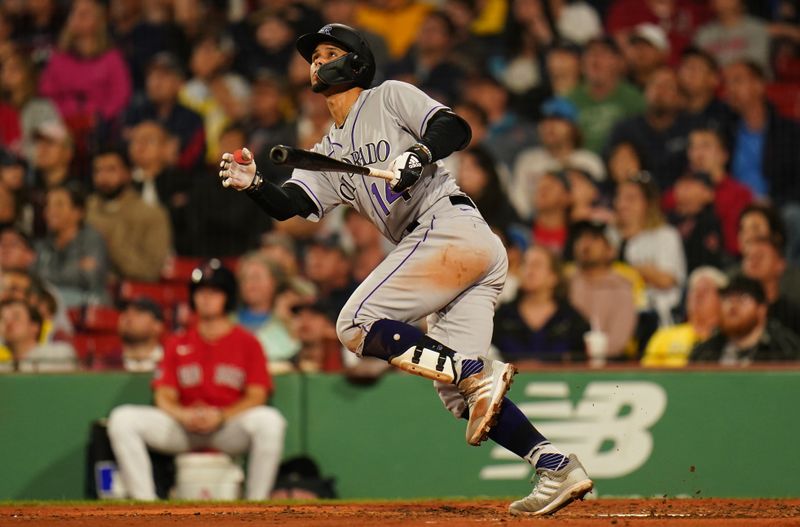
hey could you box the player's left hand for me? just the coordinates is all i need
[219,148,257,191]
[388,144,431,193]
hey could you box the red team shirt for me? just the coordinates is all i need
[153,325,272,408]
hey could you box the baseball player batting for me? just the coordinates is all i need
[219,23,592,515]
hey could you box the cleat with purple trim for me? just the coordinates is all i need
[509,454,593,516]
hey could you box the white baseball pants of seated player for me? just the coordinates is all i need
[107,405,286,500]
[336,200,508,418]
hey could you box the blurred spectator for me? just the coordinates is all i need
[694,0,770,74]
[356,0,433,60]
[606,67,691,189]
[259,231,302,279]
[678,127,752,256]
[0,100,20,152]
[0,267,34,303]
[0,181,21,231]
[237,11,298,77]
[723,60,800,263]
[740,235,800,334]
[626,23,670,89]
[85,148,171,282]
[108,0,181,93]
[0,266,69,340]
[456,146,520,235]
[690,274,800,364]
[529,171,572,255]
[245,71,296,178]
[29,121,76,236]
[107,259,286,500]
[567,167,610,224]
[388,10,466,105]
[294,86,334,151]
[343,209,387,283]
[33,183,110,307]
[127,120,191,251]
[39,0,132,128]
[11,0,64,66]
[614,172,686,326]
[567,36,645,154]
[0,153,32,233]
[493,245,588,364]
[0,50,62,159]
[303,235,358,316]
[123,52,206,172]
[547,0,602,45]
[642,266,727,367]
[737,203,800,306]
[180,32,251,163]
[0,227,36,272]
[235,251,300,365]
[543,40,583,98]
[93,296,165,371]
[677,47,736,134]
[0,298,77,372]
[723,60,800,204]
[497,0,551,102]
[604,140,645,199]
[606,0,711,65]
[667,171,725,272]
[511,98,605,220]
[461,74,538,169]
[568,220,637,359]
[320,0,390,83]
[289,299,344,372]
[185,123,271,257]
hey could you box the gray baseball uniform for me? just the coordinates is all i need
[286,80,508,416]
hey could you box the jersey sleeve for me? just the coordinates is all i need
[284,140,344,222]
[152,335,179,390]
[382,80,449,141]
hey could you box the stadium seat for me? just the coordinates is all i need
[161,256,204,282]
[82,306,120,333]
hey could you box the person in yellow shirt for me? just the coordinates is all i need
[356,0,432,59]
[642,266,727,367]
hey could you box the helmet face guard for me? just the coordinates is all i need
[296,24,375,90]
[313,52,370,92]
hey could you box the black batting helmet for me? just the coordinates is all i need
[296,23,375,90]
[189,259,237,313]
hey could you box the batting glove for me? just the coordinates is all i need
[388,143,432,193]
[219,147,260,191]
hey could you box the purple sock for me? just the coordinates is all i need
[485,398,547,458]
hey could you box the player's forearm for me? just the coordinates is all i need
[420,110,472,161]
[154,388,187,423]
[244,177,317,221]
[221,386,268,421]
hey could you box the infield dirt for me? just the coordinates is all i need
[2,498,799,526]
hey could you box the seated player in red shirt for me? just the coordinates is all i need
[107,259,286,500]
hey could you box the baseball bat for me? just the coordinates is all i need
[269,145,395,182]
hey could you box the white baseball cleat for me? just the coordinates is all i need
[509,454,594,516]
[457,358,517,446]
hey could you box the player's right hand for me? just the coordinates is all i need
[219,147,257,191]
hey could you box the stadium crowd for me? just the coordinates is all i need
[1,0,800,374]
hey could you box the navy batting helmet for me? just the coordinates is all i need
[296,23,375,90]
[189,259,237,313]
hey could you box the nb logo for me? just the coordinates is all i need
[480,381,667,480]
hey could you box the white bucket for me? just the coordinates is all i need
[174,452,244,500]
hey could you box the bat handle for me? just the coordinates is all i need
[367,167,395,182]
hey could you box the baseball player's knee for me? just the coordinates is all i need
[336,316,367,354]
[107,404,141,436]
[245,406,286,438]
